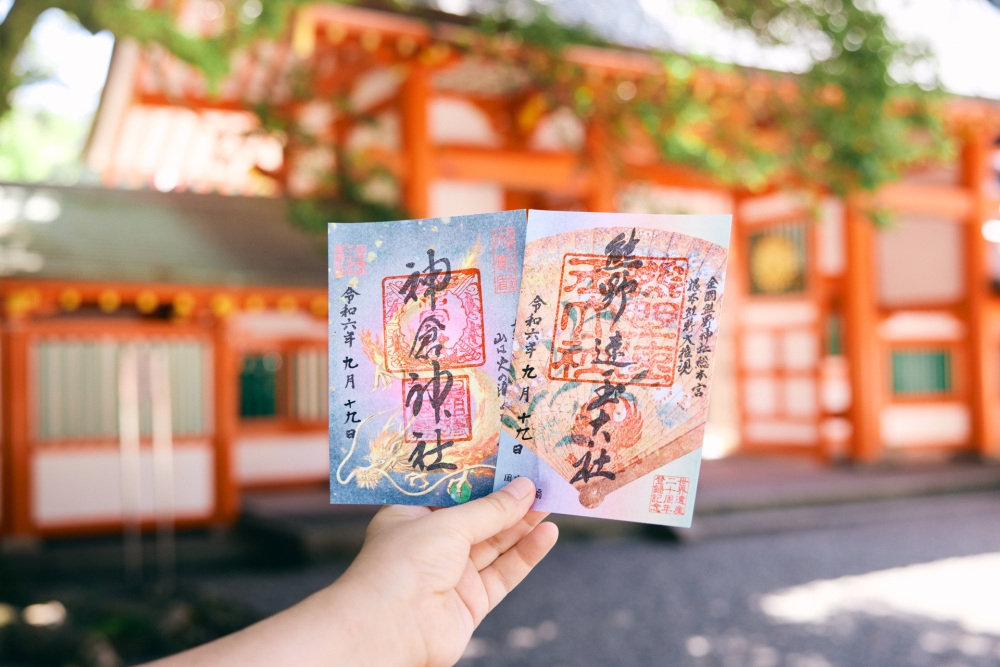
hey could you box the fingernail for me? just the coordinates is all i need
[503,476,535,501]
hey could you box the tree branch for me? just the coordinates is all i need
[0,0,49,117]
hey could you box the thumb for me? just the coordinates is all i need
[426,477,536,545]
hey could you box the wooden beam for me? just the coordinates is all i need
[872,182,974,219]
[401,63,432,218]
[622,161,729,192]
[844,200,882,463]
[504,190,535,211]
[434,145,587,193]
[1,320,32,535]
[382,141,730,196]
[962,130,1000,459]
[0,278,326,316]
[308,3,431,39]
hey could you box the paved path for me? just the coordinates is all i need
[195,491,1000,667]
[236,457,1000,556]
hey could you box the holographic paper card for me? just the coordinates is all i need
[494,211,731,527]
[329,211,526,506]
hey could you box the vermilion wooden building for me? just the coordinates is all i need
[0,186,328,537]
[3,0,1000,537]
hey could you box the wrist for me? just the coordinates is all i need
[312,570,426,667]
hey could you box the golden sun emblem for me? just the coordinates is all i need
[750,234,802,294]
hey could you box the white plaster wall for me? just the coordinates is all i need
[236,433,329,484]
[816,197,845,276]
[346,111,400,153]
[820,417,852,443]
[881,403,970,448]
[878,311,965,341]
[34,444,214,525]
[429,180,505,218]
[530,107,584,152]
[784,377,818,417]
[877,216,964,306]
[742,331,777,371]
[740,302,817,328]
[780,330,818,370]
[232,311,327,340]
[430,98,500,146]
[737,192,809,223]
[820,356,851,414]
[706,309,739,455]
[350,67,403,112]
[744,376,778,416]
[618,184,732,216]
[744,421,818,444]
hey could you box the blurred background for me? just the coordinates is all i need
[1,0,999,665]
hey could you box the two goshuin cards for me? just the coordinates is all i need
[329,209,731,526]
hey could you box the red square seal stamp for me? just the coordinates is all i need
[492,227,517,293]
[382,268,486,373]
[333,245,366,277]
[648,475,690,516]
[549,254,688,387]
[401,375,472,443]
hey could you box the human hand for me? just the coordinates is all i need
[335,476,558,667]
[143,477,556,667]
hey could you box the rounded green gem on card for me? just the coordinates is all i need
[448,479,472,504]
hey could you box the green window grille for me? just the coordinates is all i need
[826,312,843,356]
[35,339,206,440]
[891,349,953,396]
[748,223,807,296]
[240,354,280,418]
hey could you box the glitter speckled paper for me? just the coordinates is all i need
[329,211,526,507]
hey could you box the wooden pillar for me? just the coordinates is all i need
[843,200,881,463]
[1,321,32,535]
[401,63,432,219]
[585,121,616,212]
[962,129,999,459]
[212,318,239,523]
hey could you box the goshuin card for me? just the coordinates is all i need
[494,211,731,527]
[329,209,731,527]
[329,211,526,506]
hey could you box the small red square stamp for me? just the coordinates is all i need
[401,375,472,444]
[649,475,690,516]
[492,227,517,293]
[495,273,517,294]
[333,245,366,277]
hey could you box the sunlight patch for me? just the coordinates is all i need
[760,552,1000,636]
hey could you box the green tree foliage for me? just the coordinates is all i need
[0,0,952,210]
[0,0,312,118]
[0,105,88,181]
[472,0,949,197]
